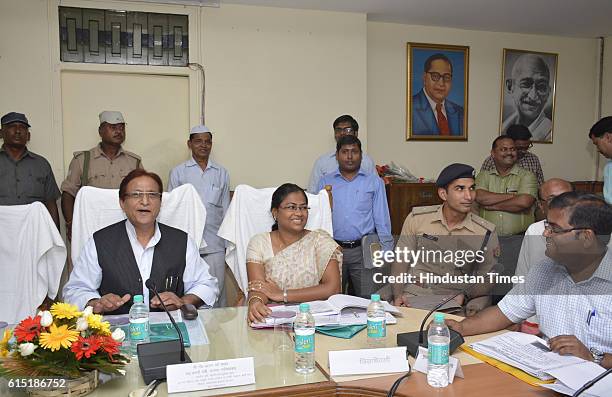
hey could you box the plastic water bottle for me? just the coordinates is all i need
[294,303,315,374]
[129,294,150,357]
[427,312,450,388]
[367,294,386,348]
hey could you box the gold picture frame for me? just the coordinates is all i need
[406,42,469,141]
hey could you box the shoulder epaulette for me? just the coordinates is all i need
[411,204,441,215]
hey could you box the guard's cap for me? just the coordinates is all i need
[1,112,30,127]
[99,111,125,125]
[189,124,212,136]
[590,116,612,137]
[436,163,475,187]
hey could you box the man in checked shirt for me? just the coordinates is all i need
[480,124,544,186]
[447,192,612,369]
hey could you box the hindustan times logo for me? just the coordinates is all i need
[372,246,486,268]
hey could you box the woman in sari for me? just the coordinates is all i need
[246,183,342,323]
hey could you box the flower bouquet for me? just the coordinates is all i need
[0,303,129,396]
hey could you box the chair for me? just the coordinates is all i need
[217,184,334,297]
[0,202,66,323]
[71,184,207,263]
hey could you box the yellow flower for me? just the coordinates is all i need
[0,329,12,357]
[39,324,79,351]
[50,302,81,320]
[86,314,111,335]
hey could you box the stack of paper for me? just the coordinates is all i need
[250,294,400,328]
[469,332,583,381]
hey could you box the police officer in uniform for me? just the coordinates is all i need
[390,163,500,315]
[61,111,143,240]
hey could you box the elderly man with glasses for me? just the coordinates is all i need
[63,169,218,315]
[307,114,376,193]
[481,124,544,186]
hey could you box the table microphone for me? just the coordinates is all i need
[136,279,191,384]
[396,288,472,358]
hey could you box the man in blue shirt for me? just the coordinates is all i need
[168,125,230,307]
[307,115,376,193]
[318,135,393,298]
[589,116,612,204]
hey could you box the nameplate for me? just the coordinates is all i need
[329,347,409,376]
[166,357,255,394]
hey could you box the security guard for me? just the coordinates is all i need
[390,163,500,315]
[60,111,142,239]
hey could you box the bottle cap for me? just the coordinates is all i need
[433,312,445,322]
[133,295,144,303]
[370,294,380,302]
[299,303,310,313]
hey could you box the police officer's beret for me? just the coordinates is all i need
[436,163,475,187]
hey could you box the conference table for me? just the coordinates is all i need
[1,306,559,397]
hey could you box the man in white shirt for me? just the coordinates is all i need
[307,115,375,193]
[515,178,573,280]
[63,169,218,314]
[447,192,612,369]
[168,125,230,307]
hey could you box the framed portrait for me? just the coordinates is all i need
[499,49,558,143]
[406,42,469,141]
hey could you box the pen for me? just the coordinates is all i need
[587,309,596,326]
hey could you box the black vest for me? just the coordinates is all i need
[94,220,187,315]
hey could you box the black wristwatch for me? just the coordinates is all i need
[590,347,604,366]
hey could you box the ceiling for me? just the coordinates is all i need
[221,0,612,38]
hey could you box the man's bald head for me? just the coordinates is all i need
[511,54,550,81]
[538,178,573,216]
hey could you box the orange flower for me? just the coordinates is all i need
[71,336,101,360]
[14,316,42,343]
[97,335,121,358]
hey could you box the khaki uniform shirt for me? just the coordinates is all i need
[395,204,500,296]
[475,165,538,236]
[61,144,142,197]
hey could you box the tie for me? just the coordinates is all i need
[436,103,450,136]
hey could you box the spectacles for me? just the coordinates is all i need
[280,205,310,212]
[543,220,589,235]
[334,127,355,134]
[124,191,162,201]
[427,72,452,83]
[515,143,534,151]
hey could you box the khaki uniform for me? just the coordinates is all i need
[394,204,500,298]
[61,144,143,197]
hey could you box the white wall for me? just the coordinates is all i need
[201,4,367,188]
[367,22,600,182]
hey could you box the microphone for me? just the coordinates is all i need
[572,367,612,397]
[397,288,473,358]
[145,279,187,362]
[136,279,191,384]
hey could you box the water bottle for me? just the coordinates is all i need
[294,303,315,374]
[129,294,150,357]
[427,312,450,388]
[367,294,386,348]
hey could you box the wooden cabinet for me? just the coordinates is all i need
[571,180,603,193]
[385,182,442,235]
